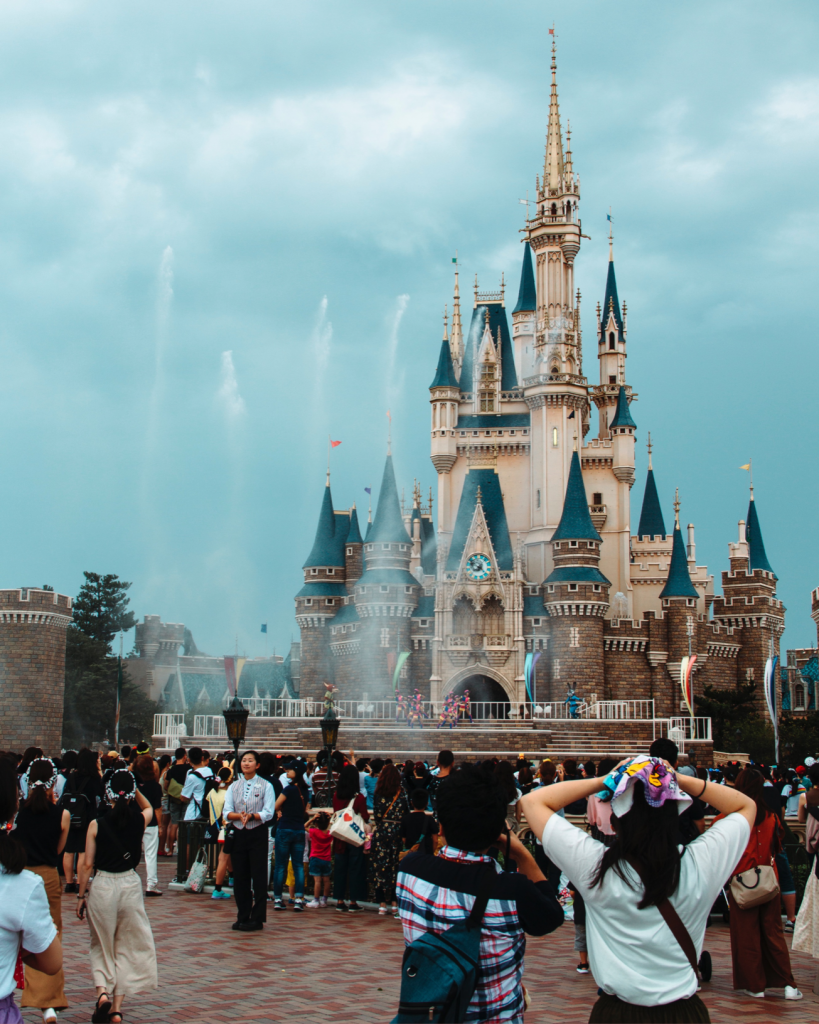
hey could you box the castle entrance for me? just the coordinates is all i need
[449,675,510,721]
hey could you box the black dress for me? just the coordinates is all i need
[95,805,145,873]
[15,803,63,867]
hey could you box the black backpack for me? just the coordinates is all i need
[192,769,221,820]
[392,864,496,1023]
[60,774,93,833]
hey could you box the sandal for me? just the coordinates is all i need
[109,1014,123,1023]
[92,992,112,1022]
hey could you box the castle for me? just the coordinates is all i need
[294,45,785,725]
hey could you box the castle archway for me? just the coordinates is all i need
[443,663,513,720]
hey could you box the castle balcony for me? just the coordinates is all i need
[589,504,607,530]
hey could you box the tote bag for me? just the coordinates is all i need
[729,864,779,909]
[329,797,368,847]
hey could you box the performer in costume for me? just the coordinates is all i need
[223,751,276,931]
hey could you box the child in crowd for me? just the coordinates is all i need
[305,812,332,908]
[400,789,439,855]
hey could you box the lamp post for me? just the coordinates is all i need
[320,705,340,802]
[222,695,250,768]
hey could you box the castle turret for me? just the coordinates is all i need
[637,441,666,540]
[344,506,364,592]
[746,495,775,576]
[512,242,536,378]
[543,450,610,699]
[430,304,461,541]
[592,235,633,440]
[355,454,419,699]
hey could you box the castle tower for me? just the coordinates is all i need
[355,453,419,700]
[512,242,537,378]
[658,491,700,716]
[712,491,784,715]
[592,234,631,439]
[344,506,364,592]
[430,318,461,537]
[637,440,666,540]
[522,39,588,583]
[0,589,73,753]
[543,450,610,699]
[295,481,348,700]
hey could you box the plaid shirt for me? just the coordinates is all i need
[397,845,562,1023]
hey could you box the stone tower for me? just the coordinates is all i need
[0,589,73,754]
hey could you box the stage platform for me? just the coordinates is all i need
[153,715,714,765]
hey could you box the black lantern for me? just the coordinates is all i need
[320,706,340,751]
[223,695,250,766]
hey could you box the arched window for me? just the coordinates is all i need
[609,332,616,350]
[551,202,557,215]
[481,595,505,635]
[453,596,478,635]
[794,683,806,710]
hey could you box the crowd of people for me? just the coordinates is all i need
[0,738,816,1023]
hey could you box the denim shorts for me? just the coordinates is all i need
[309,856,332,877]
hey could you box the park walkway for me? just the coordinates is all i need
[20,858,818,1024]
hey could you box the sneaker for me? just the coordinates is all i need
[306,899,321,909]
[742,990,765,998]
[293,899,304,913]
[348,903,361,913]
[145,890,163,897]
[783,920,794,932]
[211,890,231,900]
[272,899,286,912]
[784,986,803,1001]
[319,896,328,907]
[576,963,590,975]
[378,907,389,916]
[42,1010,57,1024]
[335,902,348,913]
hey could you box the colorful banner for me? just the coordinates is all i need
[764,656,779,761]
[680,654,697,717]
[392,652,410,692]
[524,652,541,704]
[224,656,237,697]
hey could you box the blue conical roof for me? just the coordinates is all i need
[512,243,536,314]
[746,498,775,576]
[446,469,513,571]
[460,305,518,391]
[430,338,459,389]
[368,455,410,544]
[601,259,624,341]
[303,484,345,568]
[345,507,363,545]
[659,524,698,599]
[609,385,636,429]
[551,451,601,542]
[637,469,666,539]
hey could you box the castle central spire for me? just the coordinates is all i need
[543,39,565,191]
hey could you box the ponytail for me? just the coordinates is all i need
[0,760,25,874]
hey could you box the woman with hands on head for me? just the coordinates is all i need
[521,755,758,1023]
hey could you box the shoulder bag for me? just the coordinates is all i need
[729,863,779,909]
[330,796,368,847]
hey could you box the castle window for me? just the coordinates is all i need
[366,544,373,551]
[609,375,617,384]
[552,427,558,447]
[480,393,495,412]
[568,584,578,592]
[593,585,601,593]
[480,363,496,381]
[547,585,555,593]
[536,489,541,509]
[327,568,334,575]
[551,202,557,215]
[419,619,430,627]
[510,430,516,435]
[310,568,318,575]
[569,540,578,548]
[523,429,529,435]
[404,586,413,594]
[533,617,542,626]
[347,547,353,555]
[570,626,580,647]
[460,431,466,436]
[326,599,334,605]
[304,599,313,606]
[593,492,603,505]
[794,683,806,710]
[609,332,615,350]
[473,431,479,436]
[383,544,390,550]
[686,599,696,607]
[380,585,389,593]
[400,544,409,551]
[380,628,390,647]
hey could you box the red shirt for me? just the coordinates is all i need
[715,809,779,876]
[308,827,332,861]
[331,793,369,854]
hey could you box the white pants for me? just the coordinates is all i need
[142,826,159,891]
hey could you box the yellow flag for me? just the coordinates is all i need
[739,463,751,471]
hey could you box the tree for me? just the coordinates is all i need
[72,572,138,650]
[63,571,154,747]
[695,678,758,752]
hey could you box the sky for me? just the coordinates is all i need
[0,0,816,660]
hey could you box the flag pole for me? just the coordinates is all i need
[327,434,331,484]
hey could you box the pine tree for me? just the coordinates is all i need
[72,572,138,650]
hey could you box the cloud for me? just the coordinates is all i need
[217,350,245,419]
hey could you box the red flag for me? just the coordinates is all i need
[331,440,342,448]
[549,28,554,35]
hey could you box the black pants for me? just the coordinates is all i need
[231,826,269,923]
[333,844,366,902]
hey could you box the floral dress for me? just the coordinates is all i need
[371,790,409,903]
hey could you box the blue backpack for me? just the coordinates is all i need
[392,865,496,1023]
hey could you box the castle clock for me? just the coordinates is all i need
[465,553,492,581]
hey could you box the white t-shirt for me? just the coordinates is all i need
[180,766,214,822]
[0,868,57,999]
[542,811,750,1006]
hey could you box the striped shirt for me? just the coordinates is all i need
[396,845,563,1023]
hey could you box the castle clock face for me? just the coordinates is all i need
[465,553,492,581]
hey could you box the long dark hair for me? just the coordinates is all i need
[0,760,25,873]
[335,764,360,802]
[375,763,401,800]
[75,748,100,778]
[735,767,768,827]
[23,760,56,815]
[107,769,137,829]
[590,780,682,909]
[18,746,43,775]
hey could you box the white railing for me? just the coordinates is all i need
[583,700,656,721]
[153,714,185,746]
[193,716,227,738]
[668,717,713,746]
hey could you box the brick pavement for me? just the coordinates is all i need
[18,858,818,1024]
